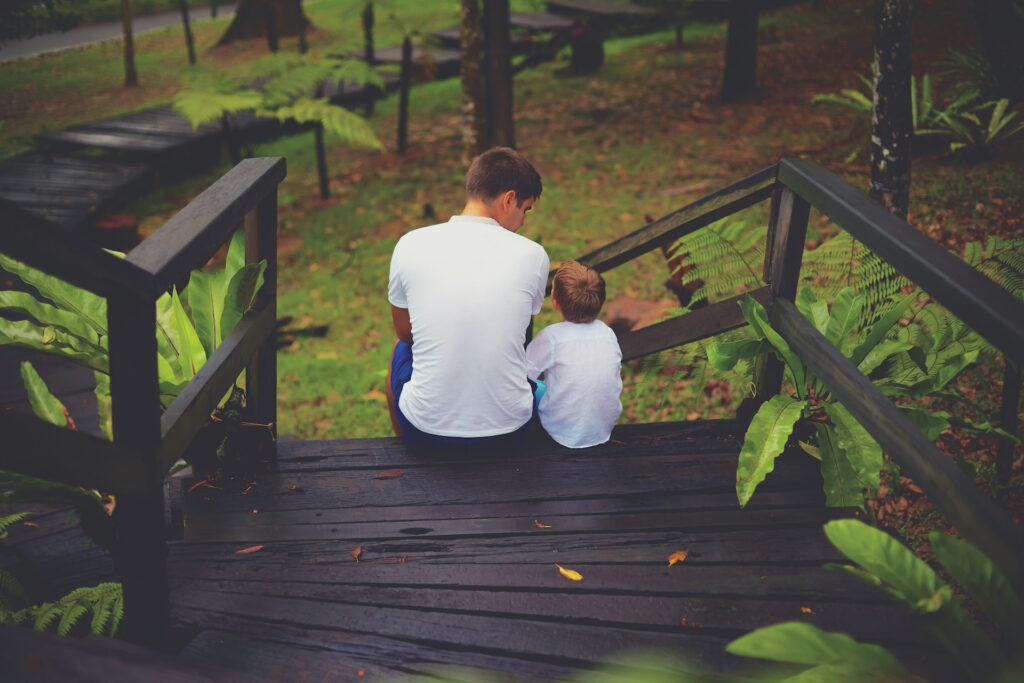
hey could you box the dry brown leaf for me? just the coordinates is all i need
[22,521,38,527]
[668,549,689,566]
[800,606,816,615]
[379,470,402,477]
[234,545,264,555]
[101,494,116,517]
[187,479,209,493]
[534,520,552,528]
[556,564,583,581]
[351,545,366,562]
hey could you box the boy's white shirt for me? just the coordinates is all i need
[526,319,623,448]
[388,215,549,437]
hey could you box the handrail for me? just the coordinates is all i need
[771,298,1024,588]
[127,157,287,298]
[778,158,1024,368]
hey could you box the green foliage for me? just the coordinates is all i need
[173,55,384,150]
[735,395,805,507]
[2,581,123,637]
[728,519,1022,681]
[919,98,1024,157]
[666,217,766,308]
[810,75,873,113]
[20,361,68,428]
[935,47,1000,102]
[0,0,81,44]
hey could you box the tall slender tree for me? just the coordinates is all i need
[870,0,912,219]
[121,0,138,87]
[720,0,758,101]
[482,0,514,148]
[459,0,486,165]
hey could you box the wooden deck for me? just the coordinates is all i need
[162,424,947,681]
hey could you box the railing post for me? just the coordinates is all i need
[997,359,1021,505]
[107,293,168,649]
[750,185,811,405]
[246,193,278,466]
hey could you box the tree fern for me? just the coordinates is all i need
[667,216,766,306]
[12,583,124,637]
[266,97,383,150]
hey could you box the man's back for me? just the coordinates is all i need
[388,215,549,437]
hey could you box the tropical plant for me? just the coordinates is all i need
[727,519,1023,681]
[810,74,873,114]
[707,287,1011,510]
[935,47,1000,102]
[665,216,767,309]
[919,98,1024,157]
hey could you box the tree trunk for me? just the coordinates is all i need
[460,0,486,165]
[121,0,138,87]
[720,0,757,101]
[483,0,514,148]
[397,36,412,155]
[363,2,376,116]
[178,0,196,65]
[870,0,912,219]
[969,0,1024,101]
[217,0,310,47]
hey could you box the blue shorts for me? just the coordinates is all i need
[390,340,540,449]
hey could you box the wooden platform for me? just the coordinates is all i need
[163,423,948,681]
[0,152,151,232]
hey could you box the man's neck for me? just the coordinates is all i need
[461,198,499,222]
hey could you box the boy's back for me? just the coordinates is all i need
[526,319,622,448]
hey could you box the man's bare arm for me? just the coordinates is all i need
[391,305,413,345]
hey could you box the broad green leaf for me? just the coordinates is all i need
[740,296,807,396]
[825,403,883,495]
[930,350,978,393]
[930,532,1023,638]
[857,340,913,377]
[737,395,806,507]
[224,228,247,283]
[0,253,107,335]
[0,319,108,372]
[824,288,864,353]
[20,362,67,427]
[726,621,906,673]
[816,423,863,509]
[170,288,206,378]
[94,371,112,441]
[707,338,768,371]
[823,519,938,603]
[948,416,1019,442]
[0,291,101,346]
[155,291,188,381]
[184,270,225,358]
[796,287,829,334]
[901,407,951,440]
[219,261,267,342]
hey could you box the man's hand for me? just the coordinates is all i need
[391,305,413,345]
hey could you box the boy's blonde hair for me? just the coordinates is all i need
[552,261,606,323]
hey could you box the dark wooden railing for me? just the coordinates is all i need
[567,157,1024,593]
[1,157,285,648]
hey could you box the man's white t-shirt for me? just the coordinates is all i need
[526,320,623,448]
[388,215,549,437]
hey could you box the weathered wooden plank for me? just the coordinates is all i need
[770,298,1024,592]
[127,157,286,296]
[618,287,770,361]
[546,0,655,15]
[510,10,575,29]
[179,450,821,514]
[36,129,196,153]
[0,625,256,682]
[170,578,929,647]
[181,628,578,682]
[172,587,742,671]
[567,165,776,278]
[160,304,277,473]
[183,505,847,543]
[778,157,1024,369]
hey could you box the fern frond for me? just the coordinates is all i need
[0,511,29,538]
[0,565,30,610]
[21,582,123,636]
[172,89,264,129]
[268,98,383,150]
[667,217,765,307]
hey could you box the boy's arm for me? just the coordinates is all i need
[391,305,413,345]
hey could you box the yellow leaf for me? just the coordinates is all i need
[801,606,816,615]
[351,544,366,562]
[668,549,689,566]
[534,519,552,528]
[556,564,583,581]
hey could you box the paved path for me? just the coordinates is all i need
[0,4,236,63]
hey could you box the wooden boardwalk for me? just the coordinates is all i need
[162,424,948,681]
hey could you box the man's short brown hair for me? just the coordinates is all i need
[466,147,542,205]
[552,261,606,323]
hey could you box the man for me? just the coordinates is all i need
[386,147,549,447]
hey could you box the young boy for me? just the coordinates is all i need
[526,261,622,448]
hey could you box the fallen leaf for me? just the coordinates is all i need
[234,545,264,555]
[22,521,38,527]
[101,494,116,516]
[351,544,366,562]
[379,470,402,477]
[668,550,689,566]
[801,606,816,615]
[680,617,687,626]
[556,564,583,581]
[187,479,209,493]
[358,671,364,677]
[252,509,259,514]
[534,519,552,528]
